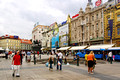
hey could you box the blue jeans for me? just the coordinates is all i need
[57,59,62,70]
[49,63,53,69]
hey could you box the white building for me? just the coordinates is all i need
[32,24,49,47]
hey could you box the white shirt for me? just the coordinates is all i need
[108,52,112,57]
[58,52,63,59]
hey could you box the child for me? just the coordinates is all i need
[92,58,97,72]
[113,55,115,61]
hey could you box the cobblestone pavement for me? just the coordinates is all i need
[0,57,120,80]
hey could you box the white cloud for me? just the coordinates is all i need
[0,0,108,39]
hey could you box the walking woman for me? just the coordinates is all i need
[49,52,54,70]
[87,51,95,74]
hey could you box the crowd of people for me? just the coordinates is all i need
[3,49,115,77]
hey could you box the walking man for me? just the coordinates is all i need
[108,51,113,64]
[12,51,21,77]
[57,51,63,70]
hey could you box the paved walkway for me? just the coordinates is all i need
[0,57,120,80]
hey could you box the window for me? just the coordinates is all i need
[86,26,88,31]
[92,16,94,21]
[92,25,94,31]
[96,23,98,30]
[86,17,88,22]
[101,12,103,18]
[117,28,120,35]
[96,14,98,19]
[108,30,111,36]
[117,14,120,21]
[101,22,103,29]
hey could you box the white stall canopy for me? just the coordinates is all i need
[69,46,87,50]
[108,47,120,50]
[0,47,4,50]
[57,47,70,50]
[87,44,115,50]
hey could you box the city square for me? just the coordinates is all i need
[0,0,120,80]
[0,55,120,80]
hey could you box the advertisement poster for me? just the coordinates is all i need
[59,24,69,47]
[52,28,59,48]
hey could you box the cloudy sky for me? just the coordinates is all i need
[0,0,108,39]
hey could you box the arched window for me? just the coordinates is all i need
[117,14,120,21]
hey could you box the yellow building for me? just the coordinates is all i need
[104,3,120,46]
[0,35,21,51]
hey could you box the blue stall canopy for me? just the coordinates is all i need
[107,47,120,50]
[69,46,87,50]
[87,44,115,51]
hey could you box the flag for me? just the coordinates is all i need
[108,20,113,40]
[72,14,79,18]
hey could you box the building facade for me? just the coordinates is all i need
[0,35,21,51]
[104,3,120,46]
[21,39,32,51]
[70,1,107,46]
[32,24,49,45]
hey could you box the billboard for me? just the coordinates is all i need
[59,24,69,47]
[52,28,59,48]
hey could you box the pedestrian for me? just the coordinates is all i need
[113,55,115,61]
[57,50,63,70]
[85,52,88,66]
[8,51,12,59]
[92,57,97,72]
[77,55,80,66]
[12,51,21,77]
[87,51,95,74]
[108,51,113,64]
[19,51,23,65]
[103,51,106,60]
[27,51,31,62]
[49,52,54,70]
[5,51,8,59]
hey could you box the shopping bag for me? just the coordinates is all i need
[11,65,14,70]
[45,62,49,67]
[58,61,61,66]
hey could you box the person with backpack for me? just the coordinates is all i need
[49,52,54,70]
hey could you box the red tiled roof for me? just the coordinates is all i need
[21,39,32,44]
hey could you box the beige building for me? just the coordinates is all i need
[70,1,107,46]
[0,35,21,51]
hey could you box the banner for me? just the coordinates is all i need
[59,24,69,47]
[108,20,113,40]
[95,0,102,7]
